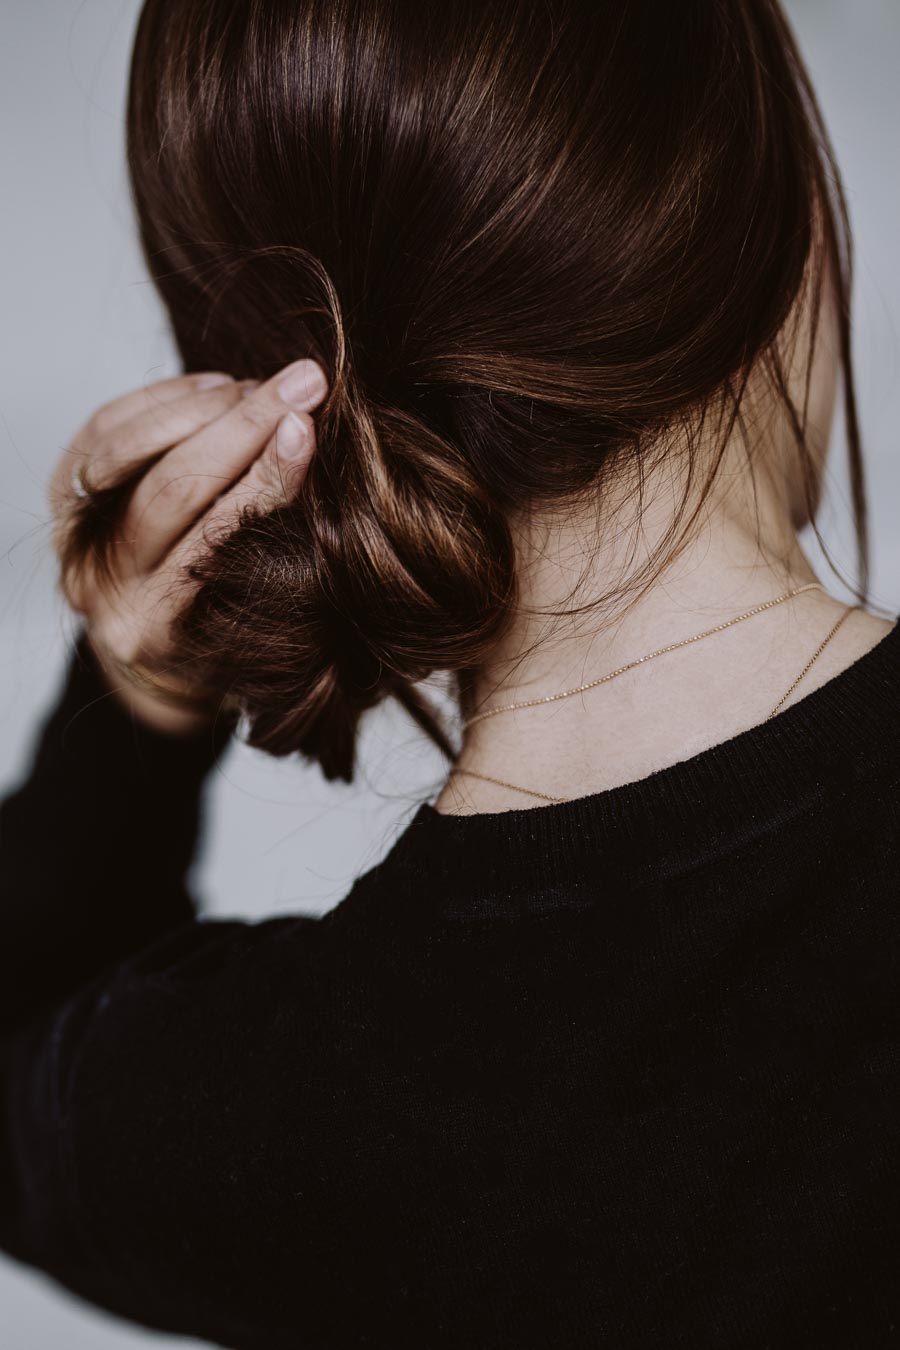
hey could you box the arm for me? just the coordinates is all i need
[0,627,234,1033]
[16,353,331,1031]
[0,624,235,1310]
[0,634,402,1346]
[0,359,349,1340]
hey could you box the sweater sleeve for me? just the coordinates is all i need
[0,628,241,1300]
[0,627,236,1034]
[0,631,418,1347]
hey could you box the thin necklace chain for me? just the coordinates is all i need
[449,584,859,806]
[463,583,823,728]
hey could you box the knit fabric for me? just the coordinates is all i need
[1,621,898,1349]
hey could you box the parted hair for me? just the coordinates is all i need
[82,0,867,779]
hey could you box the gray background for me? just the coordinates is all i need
[1,2,898,1345]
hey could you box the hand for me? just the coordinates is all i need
[48,360,329,735]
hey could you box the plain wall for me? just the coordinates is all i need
[1,2,898,1344]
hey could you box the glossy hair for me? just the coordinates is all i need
[81,0,869,779]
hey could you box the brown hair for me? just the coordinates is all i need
[79,0,869,780]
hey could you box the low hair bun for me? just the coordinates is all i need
[170,381,517,782]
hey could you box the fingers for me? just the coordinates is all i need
[121,359,328,576]
[146,409,319,632]
[48,372,242,517]
[84,371,236,440]
[85,381,254,490]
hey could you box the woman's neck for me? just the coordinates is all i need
[435,435,888,816]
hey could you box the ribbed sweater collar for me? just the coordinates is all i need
[373,614,900,912]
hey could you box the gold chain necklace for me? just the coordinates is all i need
[449,583,858,805]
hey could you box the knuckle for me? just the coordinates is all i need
[236,397,276,435]
[84,405,114,441]
[197,380,242,406]
[101,429,132,465]
[147,384,205,425]
[138,379,184,409]
[152,470,200,513]
[143,403,185,440]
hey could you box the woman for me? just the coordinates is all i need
[1,0,897,1346]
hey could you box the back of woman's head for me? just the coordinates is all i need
[115,0,862,781]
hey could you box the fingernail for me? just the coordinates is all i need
[276,412,310,462]
[194,372,234,390]
[277,359,328,407]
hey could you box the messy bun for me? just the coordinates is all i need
[117,0,865,781]
[175,354,516,779]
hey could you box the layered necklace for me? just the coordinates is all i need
[448,582,858,805]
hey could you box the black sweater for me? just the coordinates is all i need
[1,620,899,1350]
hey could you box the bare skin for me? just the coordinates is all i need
[435,274,895,815]
[49,359,329,736]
